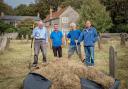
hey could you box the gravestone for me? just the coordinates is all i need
[120,33,126,46]
[98,36,101,49]
[26,35,29,42]
[6,38,10,49]
[109,46,117,78]
[21,35,24,40]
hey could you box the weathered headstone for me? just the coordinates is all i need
[98,36,101,49]
[120,33,126,46]
[109,46,117,78]
[6,38,10,49]
[26,35,29,42]
[22,35,24,40]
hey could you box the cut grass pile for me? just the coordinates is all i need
[33,59,115,89]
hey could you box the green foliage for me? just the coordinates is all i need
[5,28,17,33]
[17,27,32,38]
[79,0,112,32]
[0,2,14,15]
[108,24,128,33]
[14,4,37,16]
[101,0,128,24]
[61,0,83,11]
[0,20,16,34]
[14,0,83,19]
[17,19,34,38]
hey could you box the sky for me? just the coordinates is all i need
[4,0,35,8]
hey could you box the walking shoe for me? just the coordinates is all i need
[32,64,37,67]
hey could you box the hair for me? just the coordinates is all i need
[54,24,58,26]
[38,20,43,25]
[70,22,76,27]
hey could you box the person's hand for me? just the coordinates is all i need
[61,45,64,48]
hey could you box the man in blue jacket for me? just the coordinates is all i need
[50,24,64,60]
[78,21,98,67]
[67,23,82,60]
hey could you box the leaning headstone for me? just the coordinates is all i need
[0,37,8,53]
[6,38,10,49]
[109,46,117,78]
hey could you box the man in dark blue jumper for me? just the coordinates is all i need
[78,21,98,67]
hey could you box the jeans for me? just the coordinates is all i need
[84,46,94,66]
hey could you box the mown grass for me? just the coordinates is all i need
[0,38,127,89]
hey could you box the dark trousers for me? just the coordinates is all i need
[52,46,62,58]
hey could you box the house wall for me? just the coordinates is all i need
[60,6,79,34]
[45,18,62,34]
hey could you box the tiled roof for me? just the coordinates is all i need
[45,7,67,22]
[0,16,40,21]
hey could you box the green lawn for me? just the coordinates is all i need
[0,38,127,89]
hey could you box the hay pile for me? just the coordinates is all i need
[32,59,115,89]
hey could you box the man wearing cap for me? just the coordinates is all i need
[32,20,48,67]
[50,24,64,60]
[78,20,98,67]
[67,22,82,60]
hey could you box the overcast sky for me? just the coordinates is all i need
[4,0,35,8]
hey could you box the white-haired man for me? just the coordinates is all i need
[32,20,48,67]
[67,23,82,60]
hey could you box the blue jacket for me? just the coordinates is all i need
[67,29,81,46]
[78,27,98,46]
[50,31,63,47]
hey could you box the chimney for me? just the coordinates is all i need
[50,8,52,19]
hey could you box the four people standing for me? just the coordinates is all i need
[32,20,98,67]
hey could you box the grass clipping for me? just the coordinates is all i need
[32,59,115,89]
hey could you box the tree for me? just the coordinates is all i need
[0,20,17,34]
[17,18,35,38]
[14,4,37,16]
[61,0,83,11]
[101,0,128,24]
[79,0,112,32]
[0,2,14,15]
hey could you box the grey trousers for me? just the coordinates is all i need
[68,45,81,59]
[33,39,47,64]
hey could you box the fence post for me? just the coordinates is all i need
[109,46,117,78]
